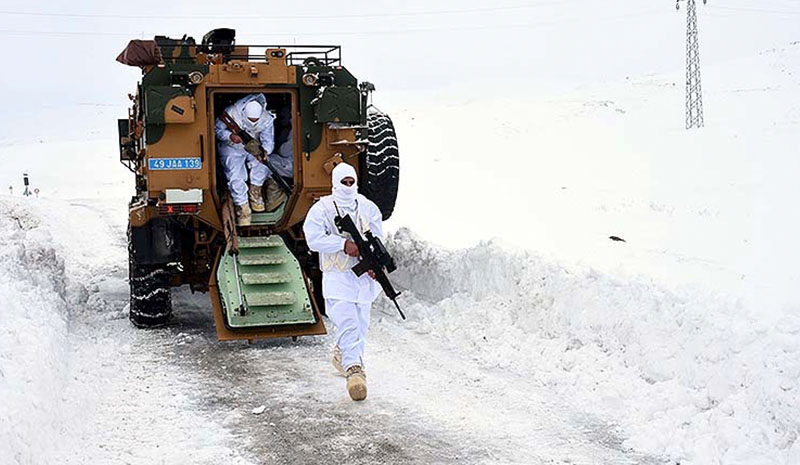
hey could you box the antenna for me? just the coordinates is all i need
[676,0,706,129]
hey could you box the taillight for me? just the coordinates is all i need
[158,204,200,215]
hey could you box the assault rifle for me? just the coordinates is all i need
[334,213,405,320]
[218,112,293,194]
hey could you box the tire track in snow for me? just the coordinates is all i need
[19,198,664,464]
[16,198,483,464]
[56,315,253,465]
[162,289,663,464]
[165,291,492,465]
[366,315,664,465]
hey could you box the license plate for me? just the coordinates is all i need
[148,157,202,170]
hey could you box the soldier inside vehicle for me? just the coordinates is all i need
[213,92,295,226]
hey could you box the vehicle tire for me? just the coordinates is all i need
[362,107,399,220]
[128,226,172,327]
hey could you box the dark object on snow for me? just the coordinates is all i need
[116,40,162,67]
[609,236,627,243]
[334,211,404,320]
[22,172,31,197]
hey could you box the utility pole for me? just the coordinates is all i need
[676,0,705,129]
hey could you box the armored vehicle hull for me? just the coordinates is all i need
[118,30,399,341]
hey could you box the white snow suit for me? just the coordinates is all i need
[269,127,294,179]
[303,165,384,370]
[214,94,275,206]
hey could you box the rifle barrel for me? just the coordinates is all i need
[393,299,406,320]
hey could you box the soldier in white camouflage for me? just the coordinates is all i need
[302,163,384,401]
[214,94,285,225]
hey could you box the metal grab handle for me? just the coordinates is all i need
[232,252,246,316]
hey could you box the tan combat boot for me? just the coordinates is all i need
[345,365,367,401]
[235,203,252,226]
[331,346,345,377]
[248,184,266,213]
[264,178,288,212]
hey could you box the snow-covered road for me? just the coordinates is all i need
[1,196,664,465]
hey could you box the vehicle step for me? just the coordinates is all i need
[247,291,296,306]
[241,272,292,285]
[238,254,287,266]
[216,236,316,328]
[238,236,284,248]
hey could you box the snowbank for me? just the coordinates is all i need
[0,197,254,465]
[0,198,75,463]
[383,228,800,465]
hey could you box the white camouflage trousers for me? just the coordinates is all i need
[326,299,371,370]
[218,144,270,206]
[269,138,294,178]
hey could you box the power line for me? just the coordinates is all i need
[0,3,574,21]
[0,29,134,37]
[706,5,800,16]
[0,9,663,39]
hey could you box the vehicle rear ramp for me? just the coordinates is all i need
[209,234,326,342]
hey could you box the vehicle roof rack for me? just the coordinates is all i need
[228,45,341,66]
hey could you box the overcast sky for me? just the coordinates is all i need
[0,0,797,124]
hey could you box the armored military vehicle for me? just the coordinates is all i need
[117,29,399,341]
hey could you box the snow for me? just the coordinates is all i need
[252,405,267,415]
[0,200,71,464]
[0,197,253,465]
[1,30,799,465]
[384,41,800,315]
[369,41,800,463]
[382,229,800,464]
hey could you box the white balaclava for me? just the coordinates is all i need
[244,100,263,126]
[331,163,358,209]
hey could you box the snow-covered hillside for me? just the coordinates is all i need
[385,40,800,314]
[1,40,799,465]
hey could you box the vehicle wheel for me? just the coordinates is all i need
[362,107,399,220]
[128,226,172,327]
